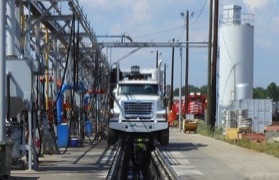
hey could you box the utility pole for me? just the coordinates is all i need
[211,0,219,130]
[169,39,175,110]
[207,0,213,126]
[184,10,189,118]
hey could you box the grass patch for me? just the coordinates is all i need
[227,139,279,158]
[197,121,279,158]
[197,121,224,140]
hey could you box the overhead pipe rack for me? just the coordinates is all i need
[5,0,110,170]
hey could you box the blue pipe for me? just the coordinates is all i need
[56,84,69,124]
[56,96,63,124]
[77,82,85,92]
[83,93,92,107]
[56,82,86,124]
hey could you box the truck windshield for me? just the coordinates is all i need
[119,84,158,95]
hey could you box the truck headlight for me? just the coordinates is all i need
[156,113,166,119]
[110,113,120,120]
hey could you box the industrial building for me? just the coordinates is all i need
[218,5,272,133]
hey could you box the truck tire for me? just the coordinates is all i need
[160,128,169,146]
[107,128,118,145]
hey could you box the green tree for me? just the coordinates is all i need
[173,87,181,96]
[253,87,267,99]
[173,85,206,96]
[188,85,200,93]
[266,82,279,101]
[199,85,207,95]
[171,83,279,101]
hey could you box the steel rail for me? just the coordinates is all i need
[106,141,124,180]
[150,147,180,180]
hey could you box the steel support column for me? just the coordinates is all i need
[0,0,6,142]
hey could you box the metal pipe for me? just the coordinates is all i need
[156,50,158,69]
[20,2,24,57]
[179,47,182,132]
[6,0,16,56]
[32,101,37,169]
[164,63,166,107]
[157,60,162,85]
[56,84,71,124]
[0,0,6,142]
[25,1,31,56]
[184,10,189,118]
[28,107,32,170]
[45,29,49,110]
[53,39,58,100]
[116,60,119,84]
[7,73,10,128]
[169,39,175,110]
[15,2,21,57]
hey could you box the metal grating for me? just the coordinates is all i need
[123,102,153,118]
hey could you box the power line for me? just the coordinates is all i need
[116,47,143,62]
[177,26,185,42]
[190,0,208,26]
[135,26,184,38]
[132,1,208,40]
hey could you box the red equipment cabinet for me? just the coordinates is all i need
[173,92,207,119]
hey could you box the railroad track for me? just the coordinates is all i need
[149,147,179,179]
[106,139,179,180]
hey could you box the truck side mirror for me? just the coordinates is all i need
[109,87,117,109]
[113,88,117,96]
[109,97,114,109]
[163,97,167,108]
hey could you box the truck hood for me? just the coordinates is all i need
[117,94,160,102]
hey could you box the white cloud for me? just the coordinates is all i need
[111,23,123,35]
[79,0,129,11]
[78,0,279,87]
[243,0,269,11]
[270,16,279,33]
[79,0,109,9]
[131,1,150,22]
[258,15,279,50]
[220,0,271,12]
[256,37,273,49]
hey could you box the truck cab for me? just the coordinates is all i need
[107,64,169,146]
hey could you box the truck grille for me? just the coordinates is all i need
[123,102,153,118]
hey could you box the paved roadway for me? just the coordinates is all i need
[10,140,116,180]
[10,129,279,180]
[160,128,279,180]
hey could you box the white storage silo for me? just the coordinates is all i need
[218,5,254,107]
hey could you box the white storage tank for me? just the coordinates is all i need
[218,5,254,107]
[236,83,252,100]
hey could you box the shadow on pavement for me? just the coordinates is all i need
[160,142,207,151]
[9,177,39,180]
[10,141,115,177]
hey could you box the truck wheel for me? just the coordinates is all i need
[160,128,169,146]
[107,128,118,145]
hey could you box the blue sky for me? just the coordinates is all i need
[77,0,279,89]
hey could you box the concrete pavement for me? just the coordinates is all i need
[9,128,279,180]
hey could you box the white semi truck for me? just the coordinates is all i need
[107,62,169,146]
